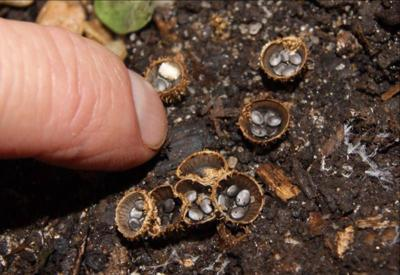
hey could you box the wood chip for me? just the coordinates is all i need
[381,83,400,101]
[180,258,195,268]
[257,163,300,202]
[336,225,354,258]
[36,1,86,34]
[355,215,398,230]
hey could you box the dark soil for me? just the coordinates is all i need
[1,1,399,274]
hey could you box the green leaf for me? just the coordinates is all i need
[94,0,154,34]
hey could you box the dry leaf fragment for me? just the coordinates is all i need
[36,1,86,34]
[82,19,112,45]
[105,40,127,60]
[0,0,33,7]
[336,225,354,258]
[257,163,301,202]
[307,212,326,236]
[320,125,344,157]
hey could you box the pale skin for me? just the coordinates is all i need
[0,18,168,171]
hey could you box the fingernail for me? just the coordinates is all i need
[129,70,168,150]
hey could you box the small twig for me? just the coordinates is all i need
[72,210,90,275]
[381,83,400,101]
[72,233,88,275]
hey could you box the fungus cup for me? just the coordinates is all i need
[148,184,184,237]
[144,54,189,103]
[176,150,228,186]
[239,98,290,146]
[213,172,264,225]
[115,188,154,241]
[175,179,217,225]
[259,36,308,81]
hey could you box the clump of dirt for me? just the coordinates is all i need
[0,1,399,274]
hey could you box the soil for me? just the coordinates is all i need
[0,1,399,274]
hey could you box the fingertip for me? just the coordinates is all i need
[128,70,168,151]
[0,19,168,171]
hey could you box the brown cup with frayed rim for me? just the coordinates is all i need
[148,184,184,237]
[175,179,217,225]
[144,54,189,104]
[115,188,154,241]
[176,150,228,186]
[238,98,290,146]
[213,171,264,225]
[259,36,308,81]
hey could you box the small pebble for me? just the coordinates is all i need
[250,124,267,138]
[188,207,204,221]
[269,52,281,67]
[162,198,175,213]
[230,207,247,220]
[185,190,197,203]
[289,52,302,65]
[266,115,282,127]
[128,218,141,230]
[236,189,251,206]
[250,110,264,125]
[239,24,248,35]
[218,194,229,210]
[154,77,170,92]
[199,198,213,214]
[129,208,143,219]
[249,22,262,35]
[227,156,238,169]
[134,199,145,211]
[280,49,290,62]
[273,63,287,76]
[227,185,240,197]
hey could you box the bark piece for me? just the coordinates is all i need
[292,159,317,199]
[257,163,300,202]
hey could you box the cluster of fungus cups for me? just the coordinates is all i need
[260,36,308,81]
[239,98,290,145]
[144,55,189,104]
[115,150,265,241]
[175,150,264,226]
[175,150,227,225]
